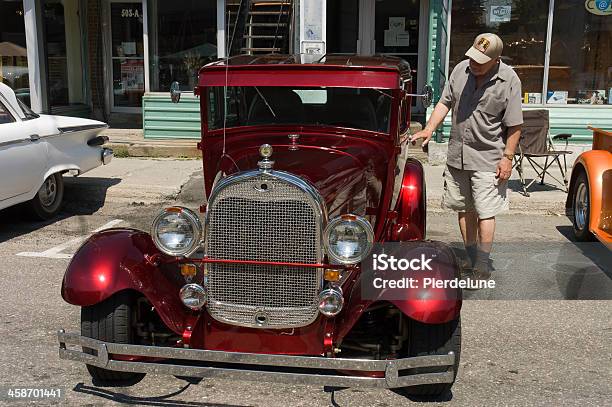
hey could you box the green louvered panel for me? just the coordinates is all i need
[433,106,612,143]
[143,94,202,139]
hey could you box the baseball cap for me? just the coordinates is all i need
[465,33,503,64]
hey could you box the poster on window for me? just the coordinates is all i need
[490,5,511,22]
[384,17,410,47]
[120,61,144,91]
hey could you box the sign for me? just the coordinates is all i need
[121,8,140,18]
[585,0,612,15]
[384,17,410,47]
[490,5,511,22]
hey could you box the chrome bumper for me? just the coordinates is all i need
[58,330,455,389]
[102,148,113,165]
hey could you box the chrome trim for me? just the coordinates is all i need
[57,124,109,134]
[58,331,456,389]
[323,215,375,265]
[102,148,113,165]
[0,138,31,148]
[203,169,328,329]
[151,207,203,257]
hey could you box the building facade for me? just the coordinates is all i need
[1,0,610,141]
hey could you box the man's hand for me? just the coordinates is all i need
[408,102,450,147]
[496,156,512,181]
[409,128,434,146]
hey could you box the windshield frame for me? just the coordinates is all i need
[17,98,39,120]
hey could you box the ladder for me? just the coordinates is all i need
[227,0,293,56]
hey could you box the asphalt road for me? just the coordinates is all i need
[0,158,610,406]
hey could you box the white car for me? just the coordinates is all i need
[0,83,113,219]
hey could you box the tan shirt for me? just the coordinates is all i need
[440,59,523,172]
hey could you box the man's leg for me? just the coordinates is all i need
[459,211,478,267]
[475,216,496,276]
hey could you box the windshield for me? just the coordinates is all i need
[207,86,392,133]
[17,98,39,120]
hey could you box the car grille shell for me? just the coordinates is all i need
[204,171,325,328]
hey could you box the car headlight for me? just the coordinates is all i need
[151,207,202,256]
[323,214,374,264]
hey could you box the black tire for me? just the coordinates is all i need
[401,317,461,398]
[571,172,595,242]
[28,173,64,220]
[81,291,145,385]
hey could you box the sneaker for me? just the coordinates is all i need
[461,266,492,290]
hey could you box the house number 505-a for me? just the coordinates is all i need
[121,9,140,18]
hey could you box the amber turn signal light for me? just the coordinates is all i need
[324,269,341,282]
[180,264,198,279]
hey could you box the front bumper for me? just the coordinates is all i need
[58,330,455,389]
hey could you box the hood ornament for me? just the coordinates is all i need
[288,134,300,151]
[258,144,274,171]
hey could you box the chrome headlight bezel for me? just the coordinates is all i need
[151,206,202,257]
[323,214,374,265]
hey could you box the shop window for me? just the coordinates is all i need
[327,0,358,53]
[148,0,217,92]
[449,0,549,103]
[43,0,86,109]
[0,1,29,106]
[547,1,612,105]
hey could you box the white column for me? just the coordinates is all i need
[23,0,47,112]
[217,0,226,58]
[300,0,326,55]
[143,0,150,93]
[358,0,374,55]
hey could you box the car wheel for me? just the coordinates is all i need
[28,173,64,220]
[81,291,145,386]
[572,172,595,242]
[400,317,461,398]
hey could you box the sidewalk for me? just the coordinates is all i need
[102,129,200,158]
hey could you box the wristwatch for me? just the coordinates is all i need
[502,153,514,161]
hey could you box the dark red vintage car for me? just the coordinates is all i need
[58,55,461,397]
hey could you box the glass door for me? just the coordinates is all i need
[374,0,420,108]
[108,0,144,111]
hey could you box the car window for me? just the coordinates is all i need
[0,101,15,124]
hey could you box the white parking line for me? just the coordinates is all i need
[16,219,124,259]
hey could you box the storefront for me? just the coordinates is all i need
[1,0,610,141]
[435,0,612,141]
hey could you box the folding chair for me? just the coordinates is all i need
[513,109,573,196]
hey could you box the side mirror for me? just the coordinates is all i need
[405,85,434,107]
[422,85,433,108]
[170,81,181,103]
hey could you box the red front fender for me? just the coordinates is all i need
[61,228,190,335]
[336,241,461,342]
[387,158,426,241]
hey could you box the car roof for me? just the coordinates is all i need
[199,54,412,89]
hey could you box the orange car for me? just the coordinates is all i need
[566,127,612,249]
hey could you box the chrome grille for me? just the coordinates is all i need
[205,172,324,328]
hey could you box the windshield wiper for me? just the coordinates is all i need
[254,87,277,118]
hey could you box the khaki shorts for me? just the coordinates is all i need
[442,165,509,219]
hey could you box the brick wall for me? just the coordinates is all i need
[86,0,106,120]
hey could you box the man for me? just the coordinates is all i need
[411,33,523,284]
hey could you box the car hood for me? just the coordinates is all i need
[203,128,394,223]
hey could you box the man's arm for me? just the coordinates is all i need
[496,124,521,181]
[409,102,450,146]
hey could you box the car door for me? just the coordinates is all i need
[0,100,47,202]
